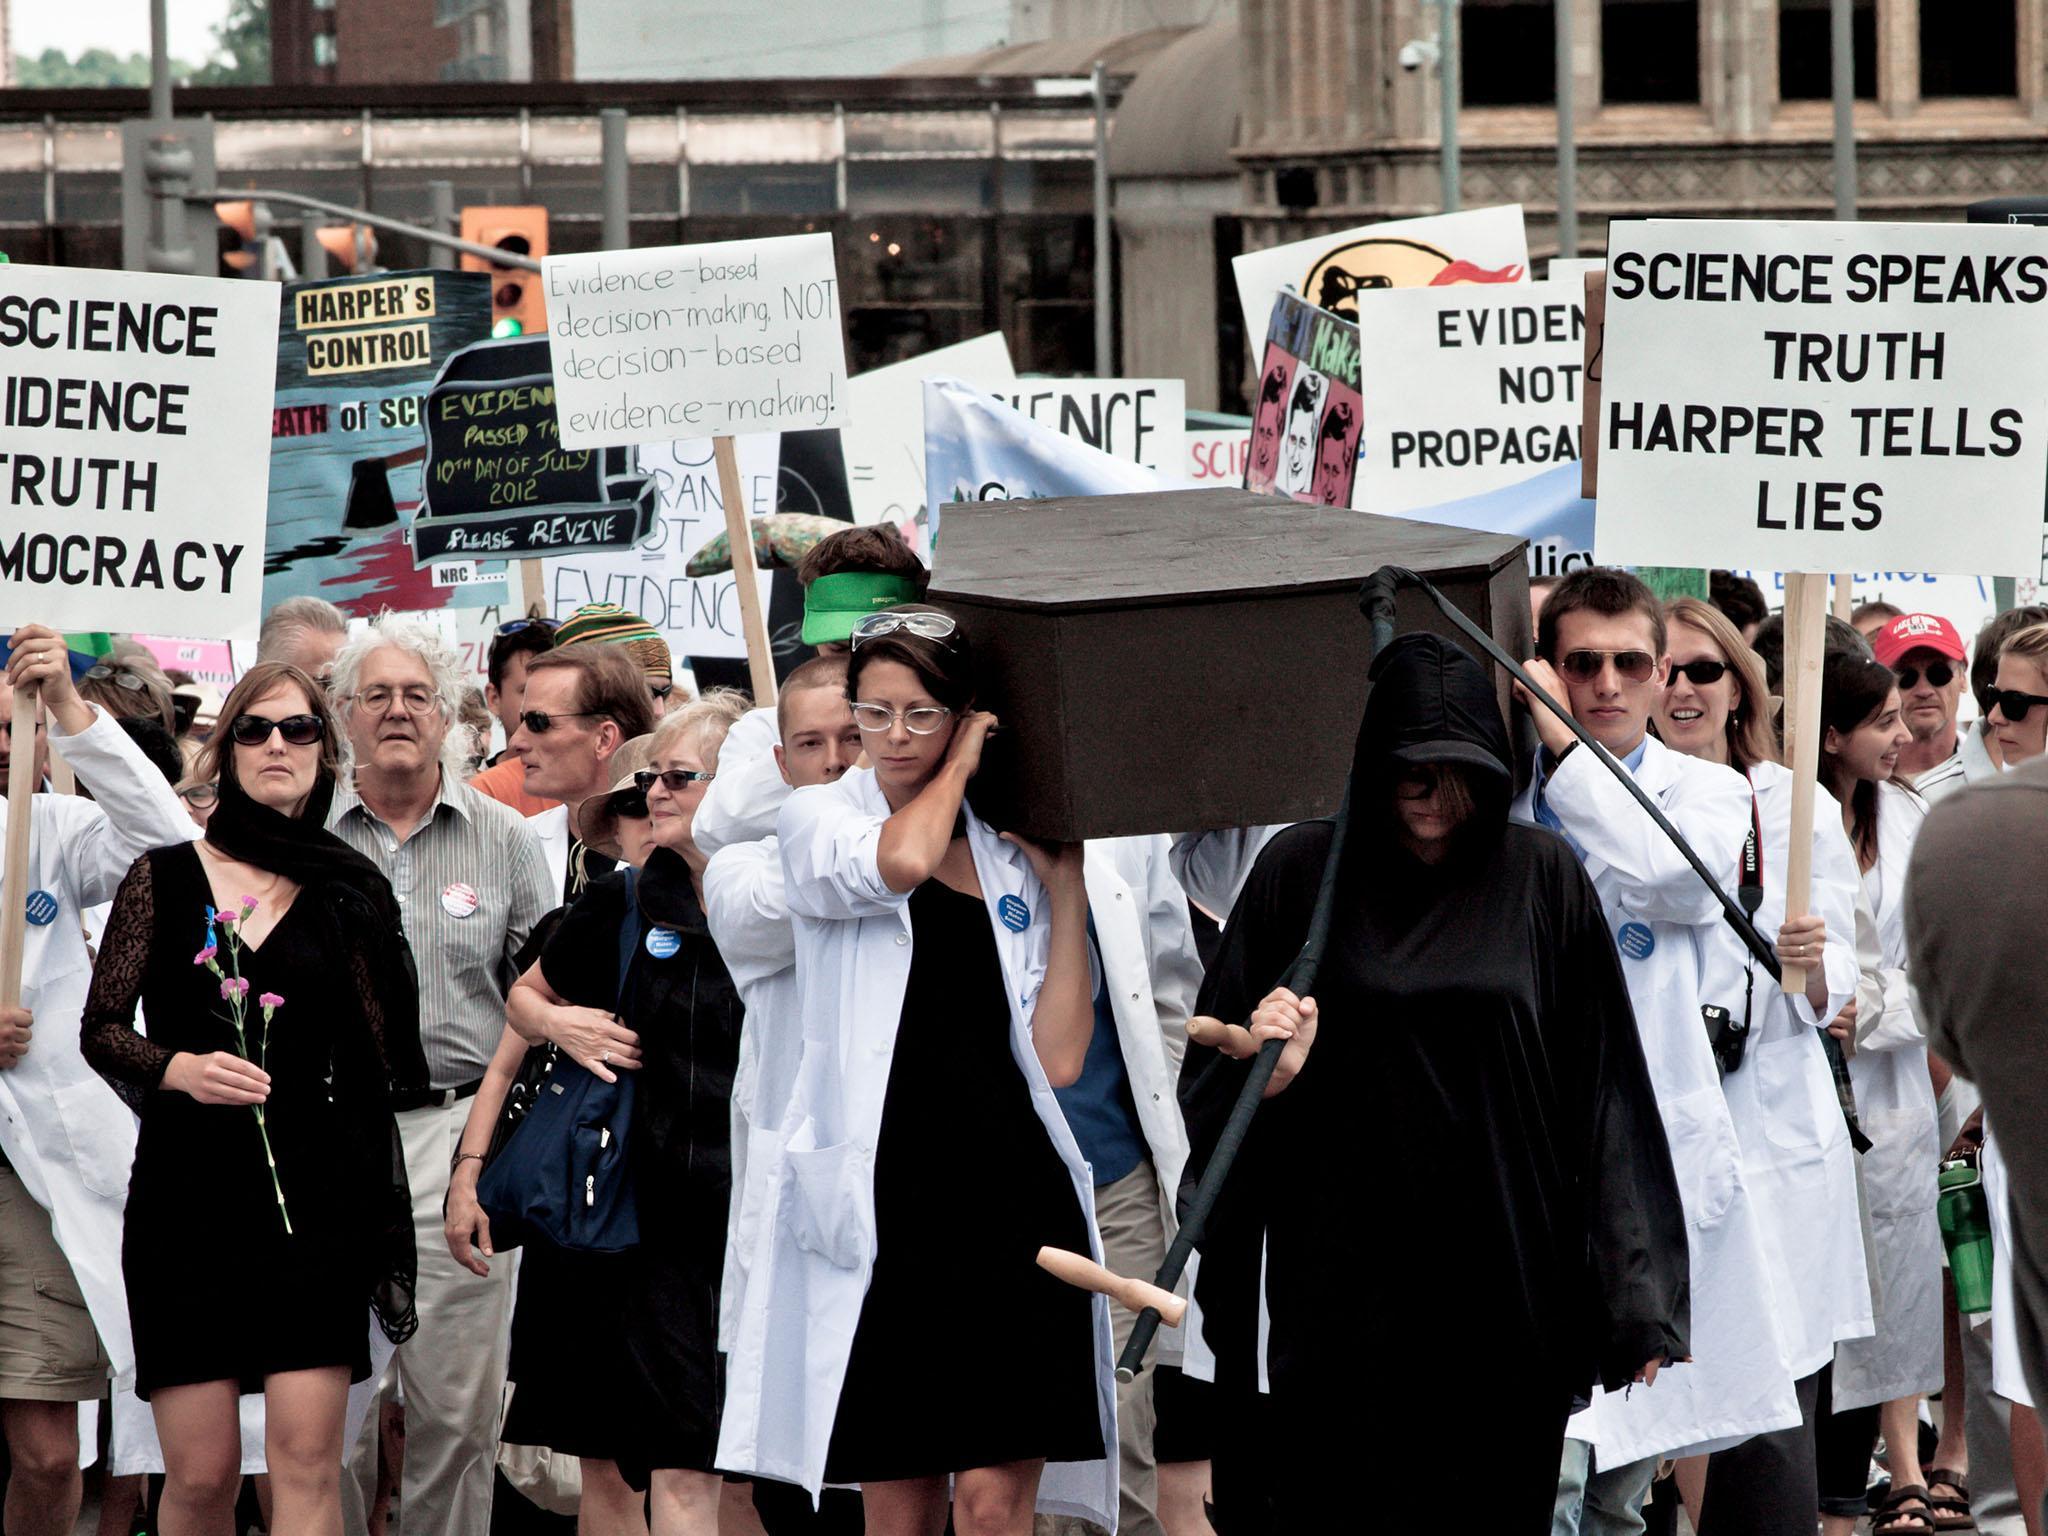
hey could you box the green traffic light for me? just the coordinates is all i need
[491,317,524,338]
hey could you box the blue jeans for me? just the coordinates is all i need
[1555,1439,1659,1536]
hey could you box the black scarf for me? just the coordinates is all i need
[204,769,405,938]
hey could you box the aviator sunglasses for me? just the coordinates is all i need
[1894,660,1955,691]
[228,712,326,747]
[1558,649,1660,684]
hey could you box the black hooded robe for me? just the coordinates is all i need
[1180,633,1689,1533]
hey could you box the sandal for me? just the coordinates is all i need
[1924,1468,1978,1532]
[1874,1485,1938,1536]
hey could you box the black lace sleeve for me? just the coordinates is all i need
[81,854,172,1112]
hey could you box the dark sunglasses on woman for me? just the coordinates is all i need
[1669,658,1729,687]
[1894,660,1955,690]
[228,713,326,747]
[634,768,715,792]
[1558,649,1659,684]
[1987,687,2048,722]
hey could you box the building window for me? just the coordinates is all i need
[1464,1,1557,106]
[312,33,338,68]
[312,0,336,9]
[1921,0,2017,97]
[1780,0,1875,100]
[1602,0,1700,103]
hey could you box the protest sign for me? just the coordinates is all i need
[990,380,1187,474]
[263,269,497,615]
[844,333,1016,543]
[1185,426,1251,486]
[133,634,236,690]
[0,263,277,641]
[1394,462,1595,582]
[542,434,779,663]
[922,377,1158,553]
[413,335,657,564]
[1246,292,1362,506]
[1595,219,2048,577]
[543,232,850,449]
[1354,279,1584,515]
[1231,205,1529,361]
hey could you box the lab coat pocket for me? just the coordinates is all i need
[51,1079,136,1201]
[1860,1105,1940,1220]
[1661,1086,1741,1231]
[784,1135,873,1270]
[1756,1035,1828,1162]
[732,1124,783,1268]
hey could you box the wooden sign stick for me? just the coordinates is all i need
[1780,570,1829,998]
[0,684,38,1008]
[519,559,545,618]
[1037,1245,1190,1327]
[43,700,72,797]
[712,435,778,707]
[1833,572,1854,622]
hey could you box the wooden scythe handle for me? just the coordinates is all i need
[1037,1246,1188,1328]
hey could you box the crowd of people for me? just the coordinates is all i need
[0,534,2044,1536]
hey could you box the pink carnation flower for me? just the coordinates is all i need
[193,945,217,965]
[219,977,250,1000]
[240,896,259,912]
[258,992,284,1009]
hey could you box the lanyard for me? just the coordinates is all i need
[1739,782,1765,1036]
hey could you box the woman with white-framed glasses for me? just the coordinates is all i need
[718,605,1118,1536]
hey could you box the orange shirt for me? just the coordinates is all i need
[469,756,559,817]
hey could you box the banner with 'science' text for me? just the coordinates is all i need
[1595,219,2048,578]
[0,263,278,642]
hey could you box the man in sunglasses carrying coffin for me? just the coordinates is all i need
[0,624,198,1536]
[1507,569,1802,1533]
[323,616,555,1536]
[1875,614,1973,803]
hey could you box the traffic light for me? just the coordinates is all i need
[461,206,548,338]
[214,200,274,278]
[315,224,380,275]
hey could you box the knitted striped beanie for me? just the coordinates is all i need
[553,603,672,679]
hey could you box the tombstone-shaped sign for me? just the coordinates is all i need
[928,489,1530,842]
[411,336,658,565]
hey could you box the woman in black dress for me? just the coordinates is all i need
[82,660,424,1536]
[502,693,747,1536]
[810,608,1102,1534]
[1179,633,1689,1534]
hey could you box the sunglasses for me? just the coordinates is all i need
[177,782,220,808]
[82,664,151,692]
[1988,688,2048,723]
[496,617,558,637]
[649,682,676,702]
[605,787,650,820]
[228,712,326,747]
[849,611,958,649]
[634,768,715,792]
[518,709,599,734]
[1669,658,1729,688]
[1558,649,1660,684]
[1895,660,1955,690]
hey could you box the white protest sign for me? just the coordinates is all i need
[1596,219,2048,577]
[541,434,779,661]
[1231,205,1529,361]
[988,379,1187,473]
[543,233,849,449]
[1354,279,1585,514]
[0,264,278,641]
[1184,427,1250,486]
[844,333,1016,535]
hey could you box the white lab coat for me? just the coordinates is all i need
[1833,781,1944,1409]
[714,768,1118,1525]
[1,706,198,1383]
[1982,1123,2031,1406]
[1704,761,1872,1380]
[528,803,570,895]
[1167,825,1282,921]
[1513,736,1800,1463]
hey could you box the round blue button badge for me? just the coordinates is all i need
[1617,922,1656,961]
[997,893,1031,933]
[644,927,681,959]
[23,891,57,927]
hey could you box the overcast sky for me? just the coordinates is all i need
[13,0,234,63]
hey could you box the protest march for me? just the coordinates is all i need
[13,68,2048,1536]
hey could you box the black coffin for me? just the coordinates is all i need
[928,489,1530,843]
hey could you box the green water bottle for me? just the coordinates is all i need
[1938,1155,1995,1315]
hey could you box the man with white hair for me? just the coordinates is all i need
[256,595,351,687]
[324,616,554,1536]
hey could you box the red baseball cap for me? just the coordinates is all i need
[1872,613,1967,668]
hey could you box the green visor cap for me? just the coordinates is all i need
[802,570,922,645]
